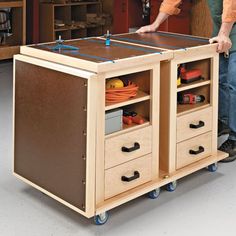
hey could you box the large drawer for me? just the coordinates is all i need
[105,126,152,169]
[176,132,212,169]
[105,154,152,199]
[177,107,212,143]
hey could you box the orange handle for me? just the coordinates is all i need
[123,116,132,125]
[131,116,144,125]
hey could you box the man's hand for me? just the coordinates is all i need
[136,12,169,34]
[136,24,157,33]
[209,35,232,54]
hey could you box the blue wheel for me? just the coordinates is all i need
[148,188,161,199]
[166,180,177,192]
[207,163,218,172]
[94,212,109,225]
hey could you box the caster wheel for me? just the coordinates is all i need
[148,188,161,199]
[208,163,218,172]
[94,212,109,225]
[166,180,177,192]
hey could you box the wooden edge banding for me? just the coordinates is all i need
[96,151,228,215]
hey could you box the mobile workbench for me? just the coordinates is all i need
[13,32,228,225]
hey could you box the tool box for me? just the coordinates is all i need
[105,109,123,135]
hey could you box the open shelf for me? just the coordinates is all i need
[0,1,23,8]
[40,1,108,42]
[177,84,211,115]
[177,58,211,91]
[105,90,150,111]
[105,99,150,136]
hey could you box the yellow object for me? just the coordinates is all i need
[106,78,124,89]
[177,77,181,86]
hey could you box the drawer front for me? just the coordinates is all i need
[177,107,212,142]
[105,154,152,199]
[176,132,212,169]
[105,126,152,169]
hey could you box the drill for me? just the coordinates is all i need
[178,93,205,104]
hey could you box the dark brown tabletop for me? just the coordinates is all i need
[111,32,210,50]
[31,38,165,63]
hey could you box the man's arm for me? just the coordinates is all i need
[137,0,182,33]
[209,0,236,53]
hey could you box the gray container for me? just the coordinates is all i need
[105,109,123,135]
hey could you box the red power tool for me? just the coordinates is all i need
[180,64,203,84]
[178,93,205,104]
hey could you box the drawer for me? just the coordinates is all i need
[176,132,212,169]
[177,107,212,142]
[105,126,152,169]
[105,154,152,199]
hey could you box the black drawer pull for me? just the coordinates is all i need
[189,121,205,129]
[121,142,140,152]
[189,146,205,155]
[121,171,140,182]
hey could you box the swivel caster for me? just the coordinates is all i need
[207,163,218,172]
[148,188,161,199]
[94,212,109,225]
[166,180,177,192]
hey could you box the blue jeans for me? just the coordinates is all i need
[219,52,236,140]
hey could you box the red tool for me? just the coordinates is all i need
[123,111,144,125]
[178,93,205,104]
[180,65,203,84]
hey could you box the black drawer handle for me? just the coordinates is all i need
[121,142,140,152]
[121,171,140,182]
[189,146,205,155]
[189,121,205,129]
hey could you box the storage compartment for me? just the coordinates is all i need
[177,84,211,114]
[105,154,152,199]
[177,58,211,89]
[176,132,212,169]
[105,70,151,108]
[177,107,212,142]
[71,5,86,22]
[55,6,71,25]
[105,126,152,169]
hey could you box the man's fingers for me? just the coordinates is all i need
[209,37,218,44]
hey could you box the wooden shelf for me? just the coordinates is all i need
[177,79,211,92]
[43,1,100,7]
[0,1,23,8]
[54,24,103,32]
[105,90,150,111]
[105,121,150,139]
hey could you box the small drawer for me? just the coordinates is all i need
[176,132,212,169]
[105,126,152,169]
[177,107,212,142]
[105,154,152,199]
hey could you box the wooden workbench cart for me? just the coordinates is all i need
[13,37,172,224]
[13,32,228,225]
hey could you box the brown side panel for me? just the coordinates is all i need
[14,61,87,211]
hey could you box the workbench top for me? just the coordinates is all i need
[20,37,171,73]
